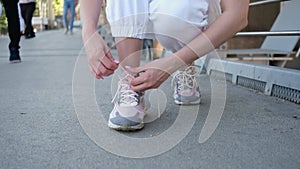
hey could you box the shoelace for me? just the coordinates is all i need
[172,66,199,91]
[112,74,139,106]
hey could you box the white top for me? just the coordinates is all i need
[208,0,222,24]
[19,0,36,4]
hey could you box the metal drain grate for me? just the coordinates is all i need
[237,76,267,93]
[207,59,300,104]
[225,73,233,82]
[271,85,300,104]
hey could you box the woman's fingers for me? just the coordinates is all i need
[88,52,119,78]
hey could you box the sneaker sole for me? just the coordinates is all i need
[108,120,144,131]
[10,60,21,64]
[174,98,201,105]
[108,106,147,131]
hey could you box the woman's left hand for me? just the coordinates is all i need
[125,56,185,92]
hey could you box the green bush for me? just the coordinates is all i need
[0,5,8,35]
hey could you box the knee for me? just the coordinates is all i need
[155,35,183,52]
[151,14,202,52]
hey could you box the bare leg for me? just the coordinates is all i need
[115,38,142,68]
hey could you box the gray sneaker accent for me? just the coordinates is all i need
[110,112,142,126]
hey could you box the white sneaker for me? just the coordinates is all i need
[172,66,201,105]
[108,73,145,131]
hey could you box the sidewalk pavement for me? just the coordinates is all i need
[0,29,299,169]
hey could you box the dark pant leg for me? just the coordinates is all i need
[27,2,36,35]
[2,0,20,49]
[20,2,36,36]
[20,3,28,35]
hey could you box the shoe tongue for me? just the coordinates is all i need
[118,76,138,107]
[120,102,138,107]
[119,93,138,107]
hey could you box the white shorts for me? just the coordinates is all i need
[106,0,213,52]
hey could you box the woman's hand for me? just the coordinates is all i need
[82,31,119,79]
[126,56,186,92]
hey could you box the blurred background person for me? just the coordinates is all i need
[19,0,36,39]
[18,2,25,35]
[1,0,22,63]
[63,0,75,35]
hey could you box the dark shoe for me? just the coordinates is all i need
[25,33,35,39]
[9,48,21,63]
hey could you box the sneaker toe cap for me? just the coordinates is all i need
[110,112,142,126]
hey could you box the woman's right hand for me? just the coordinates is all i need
[82,30,119,80]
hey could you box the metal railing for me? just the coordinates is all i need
[235,30,300,58]
[249,0,290,7]
[236,31,300,36]
[237,0,300,57]
[238,0,298,37]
